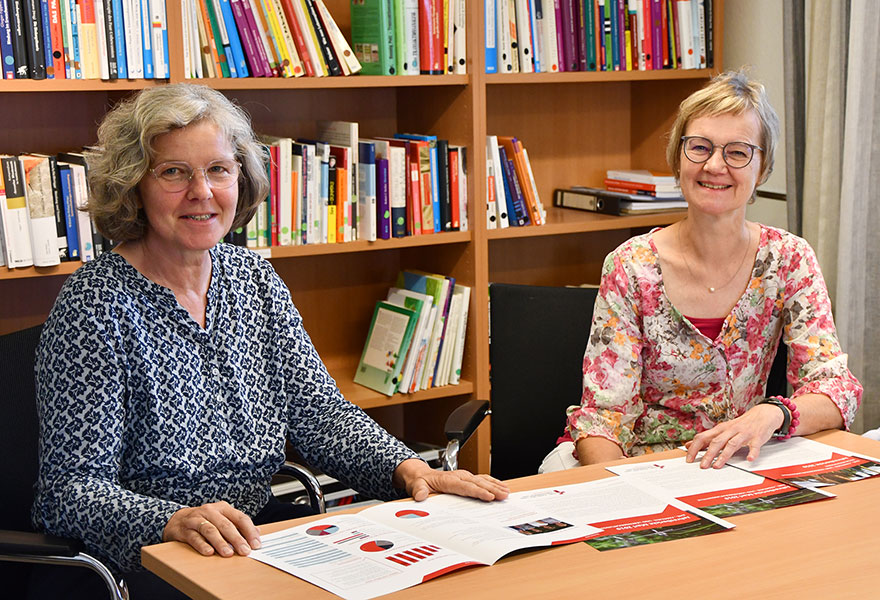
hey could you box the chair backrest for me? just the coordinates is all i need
[0,324,43,532]
[488,284,598,480]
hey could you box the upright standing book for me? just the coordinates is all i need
[350,0,395,75]
[353,300,418,396]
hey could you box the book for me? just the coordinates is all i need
[294,0,326,75]
[313,0,361,74]
[486,135,509,228]
[56,162,79,259]
[20,154,61,266]
[217,0,251,76]
[122,0,142,78]
[395,269,449,390]
[22,0,46,78]
[356,140,377,242]
[56,152,95,262]
[0,2,16,79]
[605,168,678,185]
[446,282,469,384]
[394,133,439,233]
[384,286,431,393]
[0,155,34,267]
[260,135,294,245]
[451,0,465,73]
[483,0,495,73]
[603,176,680,195]
[304,0,341,75]
[497,136,542,225]
[497,145,529,226]
[316,120,358,240]
[417,0,441,73]
[91,0,109,78]
[353,300,418,396]
[513,0,532,72]
[350,0,395,75]
[326,144,351,242]
[230,0,269,76]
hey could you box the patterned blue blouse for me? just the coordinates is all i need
[33,244,417,572]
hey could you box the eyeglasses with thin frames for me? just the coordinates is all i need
[681,136,763,169]
[148,160,241,193]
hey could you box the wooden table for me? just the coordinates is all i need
[143,430,880,599]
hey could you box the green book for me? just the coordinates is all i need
[350,0,397,75]
[354,301,418,396]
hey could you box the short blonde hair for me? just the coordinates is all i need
[86,84,269,242]
[666,70,780,187]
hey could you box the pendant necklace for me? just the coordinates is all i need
[678,220,752,294]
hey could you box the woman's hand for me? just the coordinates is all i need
[685,403,785,468]
[163,501,262,558]
[393,458,510,502]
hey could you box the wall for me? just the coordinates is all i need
[723,0,788,229]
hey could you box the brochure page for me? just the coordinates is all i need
[726,437,880,488]
[607,456,834,518]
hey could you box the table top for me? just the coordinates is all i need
[142,430,880,600]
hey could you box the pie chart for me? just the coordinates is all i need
[306,524,339,536]
[395,509,429,519]
[360,540,394,552]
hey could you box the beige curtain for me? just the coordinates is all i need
[800,1,848,299]
[835,0,880,433]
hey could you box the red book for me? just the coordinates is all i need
[277,0,316,77]
[418,0,443,73]
[270,145,279,246]
[47,0,65,78]
[448,147,460,231]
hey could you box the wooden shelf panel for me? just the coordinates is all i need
[266,231,471,258]
[487,210,686,240]
[343,379,475,411]
[0,79,164,93]
[0,261,81,280]
[190,74,469,90]
[486,68,718,85]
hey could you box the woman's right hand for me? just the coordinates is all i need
[163,501,262,558]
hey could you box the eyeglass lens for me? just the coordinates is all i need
[683,137,755,168]
[152,161,240,192]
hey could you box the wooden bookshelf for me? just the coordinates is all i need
[0,0,724,474]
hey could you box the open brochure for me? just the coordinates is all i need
[608,456,835,518]
[249,491,602,600]
[249,477,734,599]
[725,437,880,488]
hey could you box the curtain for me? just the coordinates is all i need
[835,0,880,433]
[800,0,849,299]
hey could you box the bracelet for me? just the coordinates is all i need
[759,396,800,440]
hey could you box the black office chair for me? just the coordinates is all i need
[0,324,129,599]
[0,324,325,599]
[443,283,790,480]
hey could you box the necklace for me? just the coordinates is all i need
[678,220,752,293]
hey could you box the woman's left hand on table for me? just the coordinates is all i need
[684,403,785,468]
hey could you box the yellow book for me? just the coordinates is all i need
[269,0,305,77]
[295,0,327,76]
[259,0,295,77]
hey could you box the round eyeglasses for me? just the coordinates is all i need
[149,160,241,193]
[681,136,763,169]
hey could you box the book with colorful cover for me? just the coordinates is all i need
[350,0,395,75]
[353,300,418,396]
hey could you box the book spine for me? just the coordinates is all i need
[91,0,110,79]
[22,0,45,77]
[435,139,451,231]
[513,0,532,73]
[447,146,459,230]
[0,3,15,78]
[304,0,340,74]
[45,156,68,259]
[205,0,232,76]
[376,156,389,239]
[278,0,312,75]
[229,0,263,75]
[0,156,34,267]
[417,0,440,73]
[484,0,495,72]
[293,0,324,75]
[21,156,61,266]
[38,0,54,77]
[140,0,154,77]
[57,164,79,259]
[218,0,250,76]
[242,0,274,75]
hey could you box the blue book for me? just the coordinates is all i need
[484,0,496,73]
[67,0,81,78]
[496,146,519,226]
[38,0,53,77]
[140,0,153,78]
[609,0,619,70]
[357,141,377,241]
[112,0,126,78]
[376,157,390,240]
[57,164,80,260]
[497,146,528,226]
[217,0,247,76]
[393,133,440,233]
[527,0,540,72]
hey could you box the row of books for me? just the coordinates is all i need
[1,0,170,80]
[182,0,360,78]
[486,135,546,229]
[235,121,468,248]
[554,168,687,215]
[350,0,466,76]
[486,0,714,74]
[355,269,469,396]
[0,152,112,269]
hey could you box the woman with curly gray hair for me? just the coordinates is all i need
[30,84,507,599]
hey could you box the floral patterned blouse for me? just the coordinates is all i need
[565,224,862,457]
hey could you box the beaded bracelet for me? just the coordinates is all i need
[761,395,801,440]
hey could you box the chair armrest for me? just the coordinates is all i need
[442,400,490,471]
[275,462,326,514]
[0,529,83,557]
[444,400,490,444]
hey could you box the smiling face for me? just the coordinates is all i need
[137,120,238,260]
[679,111,763,217]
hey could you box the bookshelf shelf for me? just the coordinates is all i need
[0,0,724,474]
[486,211,686,240]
